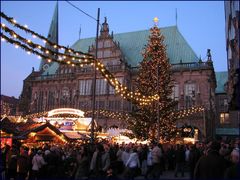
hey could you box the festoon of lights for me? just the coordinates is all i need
[0,12,159,105]
[0,22,95,66]
[0,29,94,67]
[85,110,132,121]
[0,12,93,58]
[1,12,206,124]
[22,104,204,124]
[23,111,48,120]
[0,26,156,105]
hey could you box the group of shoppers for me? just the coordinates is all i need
[1,138,239,180]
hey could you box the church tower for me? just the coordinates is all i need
[39,2,59,75]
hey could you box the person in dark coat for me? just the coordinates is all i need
[6,146,18,180]
[75,145,90,180]
[174,144,185,177]
[166,144,176,170]
[224,148,240,179]
[1,144,10,180]
[194,141,229,180]
[89,143,104,179]
[189,144,201,179]
[17,147,29,180]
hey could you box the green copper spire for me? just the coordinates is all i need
[39,1,59,74]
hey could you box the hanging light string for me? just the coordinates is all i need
[0,33,80,66]
[175,106,204,119]
[0,12,93,58]
[1,12,206,108]
[1,24,95,64]
[85,110,131,121]
[0,24,157,104]
[22,105,204,123]
[2,12,205,106]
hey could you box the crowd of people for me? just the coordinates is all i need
[1,138,239,180]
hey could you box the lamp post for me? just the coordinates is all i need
[90,8,100,143]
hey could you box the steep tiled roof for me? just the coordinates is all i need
[44,26,198,75]
[215,71,228,93]
[72,26,198,66]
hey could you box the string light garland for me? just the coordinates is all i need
[23,111,48,119]
[1,30,158,105]
[0,12,203,109]
[1,24,95,64]
[1,12,93,58]
[0,33,92,67]
[22,105,204,124]
[1,12,162,104]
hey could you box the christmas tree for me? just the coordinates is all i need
[126,20,178,142]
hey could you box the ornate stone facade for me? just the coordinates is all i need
[224,0,240,110]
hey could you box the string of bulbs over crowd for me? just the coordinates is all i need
[1,12,205,120]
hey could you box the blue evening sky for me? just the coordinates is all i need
[1,1,227,98]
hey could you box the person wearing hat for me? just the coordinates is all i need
[193,141,230,180]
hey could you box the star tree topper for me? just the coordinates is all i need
[153,17,159,26]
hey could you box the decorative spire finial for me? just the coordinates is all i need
[207,49,212,61]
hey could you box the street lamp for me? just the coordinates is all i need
[90,8,100,143]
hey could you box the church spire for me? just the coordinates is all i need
[39,1,59,72]
[175,8,178,26]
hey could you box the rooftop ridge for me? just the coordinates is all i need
[112,25,177,36]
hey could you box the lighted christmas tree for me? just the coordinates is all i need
[126,19,178,142]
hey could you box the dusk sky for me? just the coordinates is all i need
[1,1,227,98]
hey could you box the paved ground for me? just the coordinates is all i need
[134,170,190,180]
